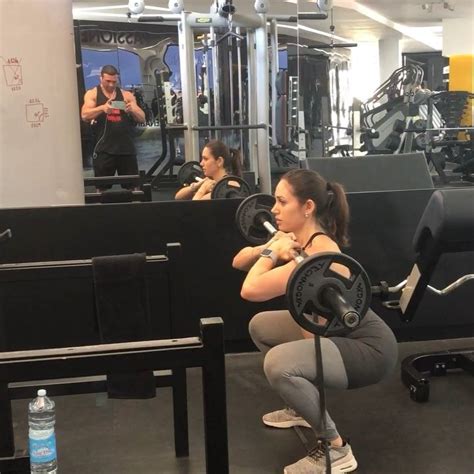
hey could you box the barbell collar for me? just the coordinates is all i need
[320,286,360,329]
[263,221,277,236]
[294,254,304,264]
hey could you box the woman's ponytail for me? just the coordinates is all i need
[324,181,350,247]
[229,148,243,177]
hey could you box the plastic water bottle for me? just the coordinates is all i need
[28,389,58,473]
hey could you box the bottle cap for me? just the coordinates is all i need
[37,389,46,397]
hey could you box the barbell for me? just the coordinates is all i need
[235,193,372,336]
[177,161,251,199]
[177,161,204,186]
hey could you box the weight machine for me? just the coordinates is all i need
[360,65,474,183]
[137,1,330,193]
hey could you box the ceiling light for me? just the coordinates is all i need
[421,1,455,13]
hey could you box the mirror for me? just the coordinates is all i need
[74,1,299,202]
[74,19,179,200]
[296,1,353,160]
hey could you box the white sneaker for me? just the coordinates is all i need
[284,440,358,473]
[262,407,311,429]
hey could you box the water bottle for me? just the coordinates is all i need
[28,389,57,473]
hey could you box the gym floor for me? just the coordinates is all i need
[11,337,473,473]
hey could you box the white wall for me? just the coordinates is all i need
[350,41,380,102]
[0,0,84,208]
[443,18,474,56]
[379,36,401,84]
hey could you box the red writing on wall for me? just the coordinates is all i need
[3,57,23,90]
[25,101,49,128]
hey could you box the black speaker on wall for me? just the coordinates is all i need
[306,153,434,192]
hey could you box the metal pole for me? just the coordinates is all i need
[247,29,258,175]
[321,96,330,157]
[186,12,263,29]
[266,13,328,21]
[255,15,271,194]
[270,18,279,148]
[202,37,212,137]
[352,98,363,156]
[210,25,221,140]
[298,109,308,166]
[228,38,235,127]
[192,123,266,131]
[236,27,244,153]
[178,12,199,162]
[288,75,298,148]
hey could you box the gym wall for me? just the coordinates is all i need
[0,190,472,352]
[306,153,434,192]
[1,0,84,208]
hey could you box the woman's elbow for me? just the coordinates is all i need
[232,256,241,270]
[240,284,263,302]
[240,286,253,301]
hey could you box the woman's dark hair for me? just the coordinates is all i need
[204,140,243,177]
[281,169,350,247]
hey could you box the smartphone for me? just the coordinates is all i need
[110,100,126,110]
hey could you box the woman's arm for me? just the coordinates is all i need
[232,243,267,272]
[192,178,215,200]
[240,234,349,302]
[240,236,301,301]
[175,184,194,200]
[232,232,295,272]
[241,258,296,301]
[192,191,212,200]
[175,180,204,200]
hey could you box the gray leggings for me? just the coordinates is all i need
[249,310,348,440]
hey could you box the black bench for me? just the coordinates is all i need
[0,318,228,473]
[0,244,201,465]
[375,188,474,402]
[84,175,152,203]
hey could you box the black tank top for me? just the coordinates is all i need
[302,231,327,251]
[298,231,327,258]
[94,86,136,155]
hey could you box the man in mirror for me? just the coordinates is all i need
[81,65,145,186]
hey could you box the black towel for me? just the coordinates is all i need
[92,253,156,399]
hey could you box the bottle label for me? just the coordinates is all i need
[29,431,57,464]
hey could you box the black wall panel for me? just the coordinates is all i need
[306,153,434,192]
[0,189,472,352]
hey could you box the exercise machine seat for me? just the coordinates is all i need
[401,188,474,402]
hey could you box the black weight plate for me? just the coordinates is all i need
[177,161,204,186]
[235,193,277,245]
[415,133,428,150]
[211,176,251,200]
[413,119,427,132]
[286,252,371,337]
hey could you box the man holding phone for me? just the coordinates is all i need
[81,65,145,185]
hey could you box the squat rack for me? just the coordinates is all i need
[139,3,329,193]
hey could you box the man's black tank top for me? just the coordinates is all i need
[94,86,135,155]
